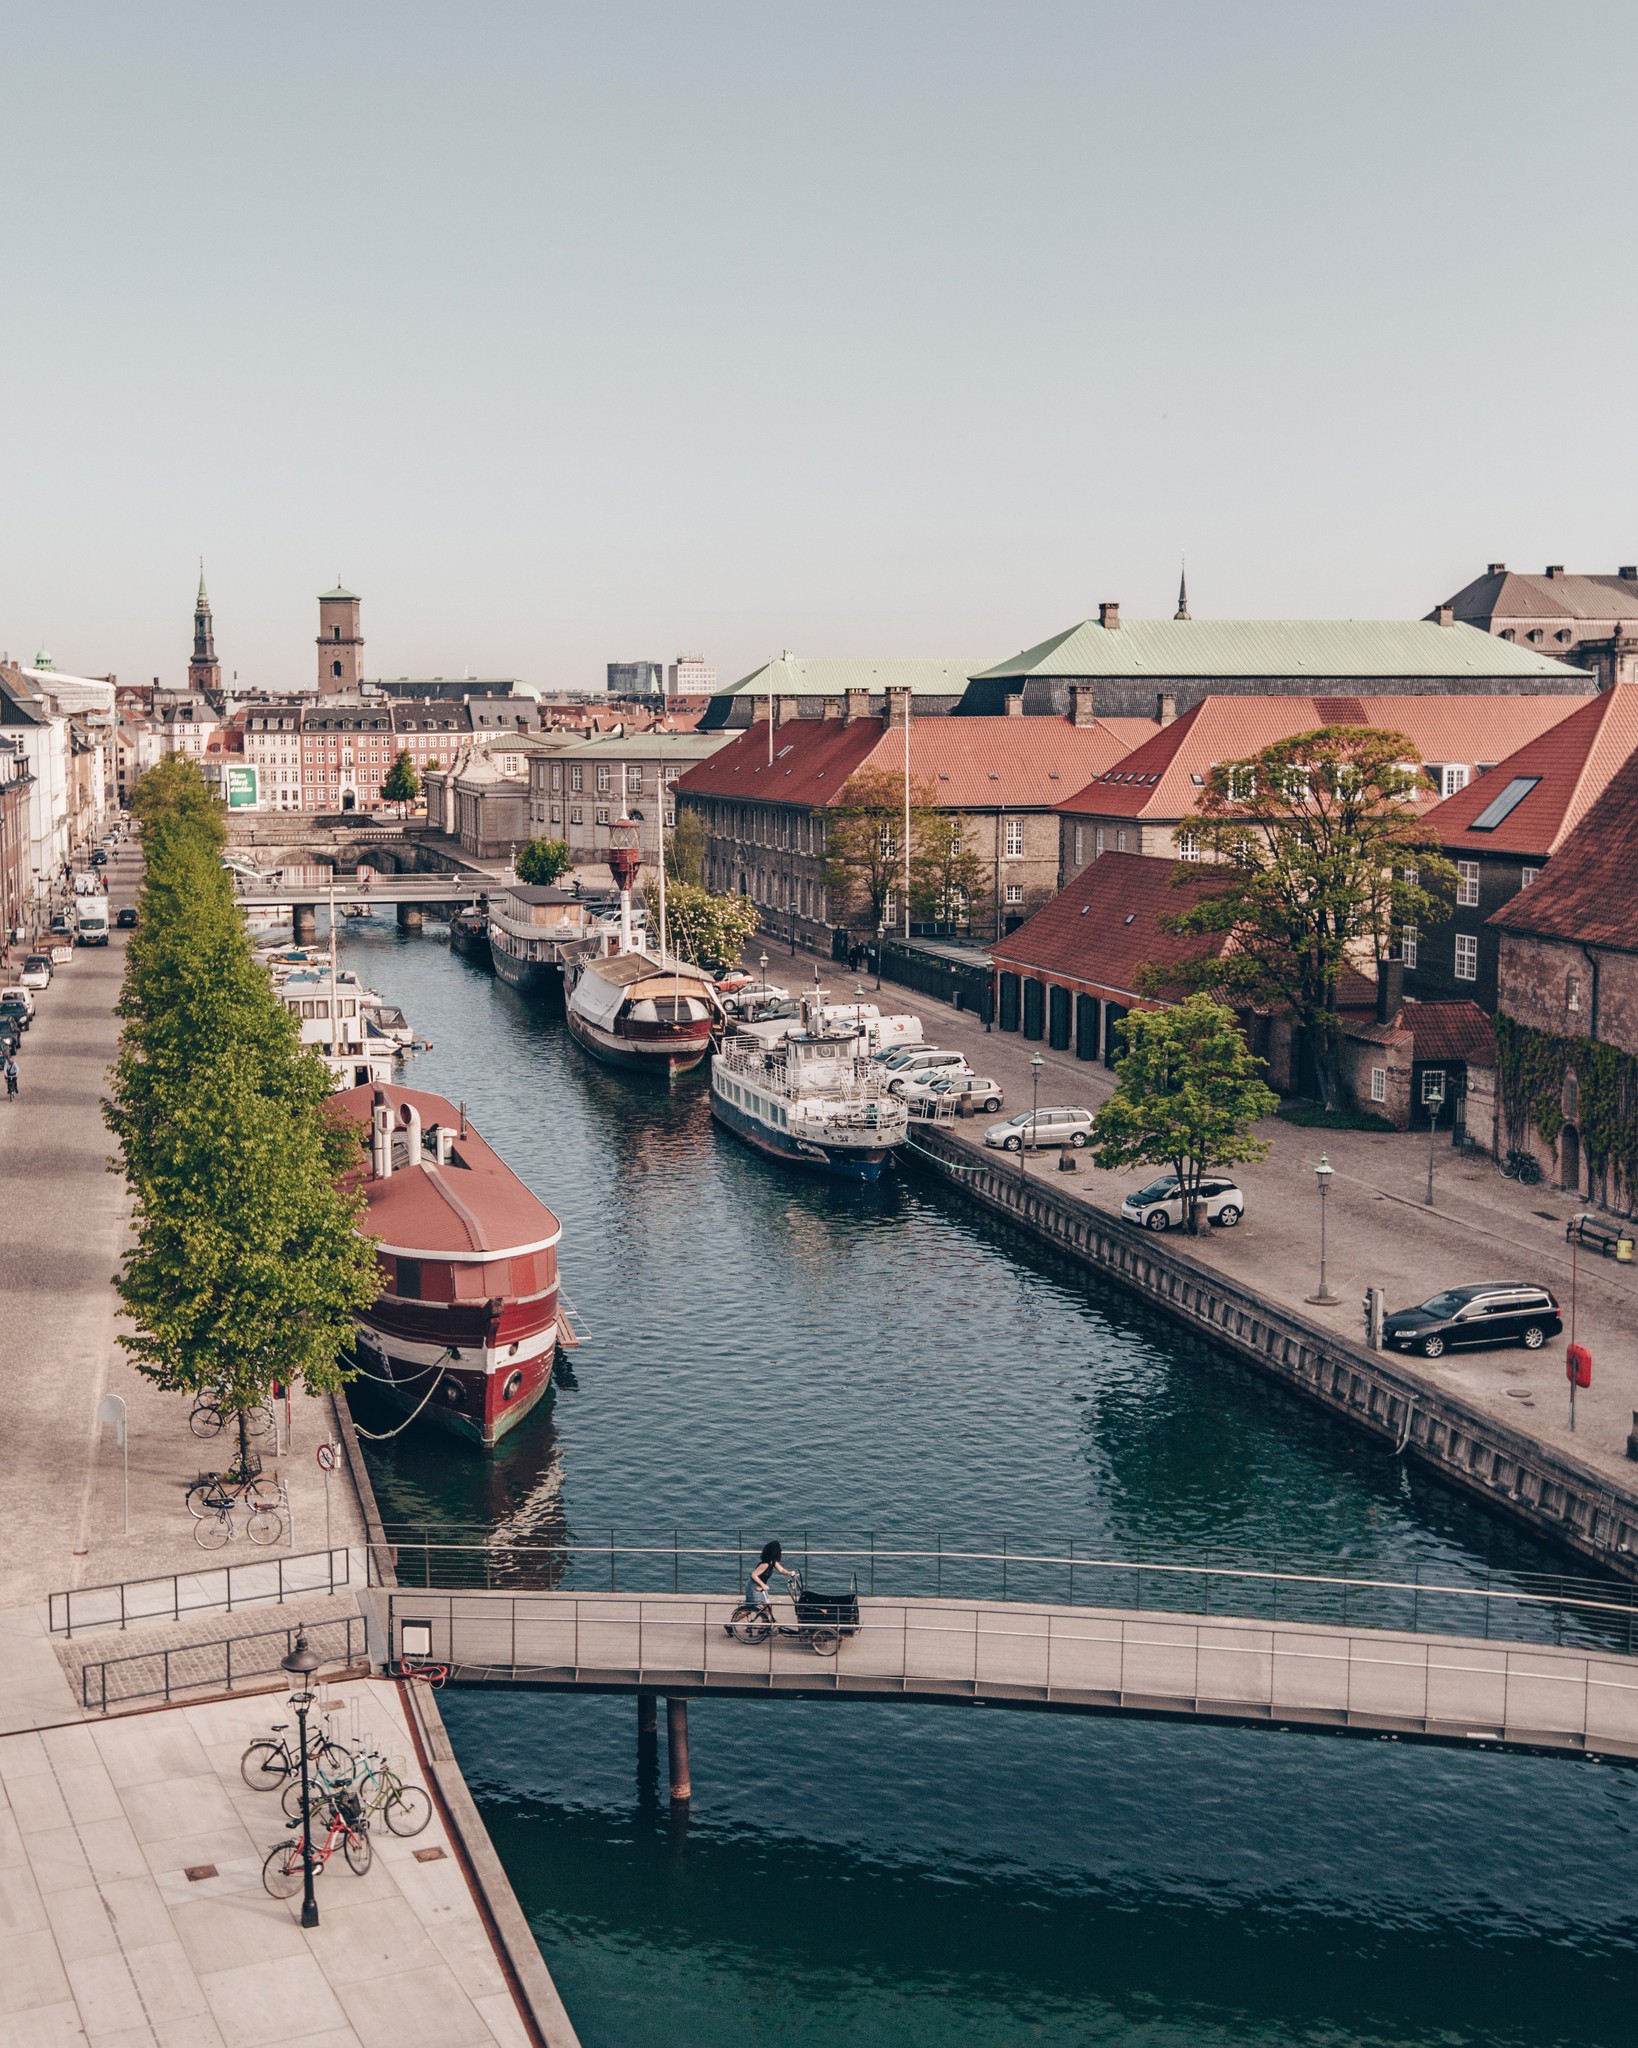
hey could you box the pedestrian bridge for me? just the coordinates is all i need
[374,1542,1638,1765]
[234,875,487,908]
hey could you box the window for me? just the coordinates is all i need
[550,763,562,790]
[570,807,583,826]
[1401,863,1419,889]
[332,660,342,678]
[1567,973,1581,1013]
[1004,819,1024,857]
[1454,933,1478,981]
[1421,1069,1447,1106]
[1440,764,1469,798]
[595,806,610,825]
[1521,866,1540,887]
[1005,883,1024,904]
[570,765,583,792]
[1176,831,1200,861]
[1370,1067,1387,1103]
[1401,926,1418,968]
[626,767,643,793]
[549,805,561,824]
[596,765,612,794]
[1094,827,1105,857]
[1072,826,1084,867]
[1226,766,1255,802]
[1116,829,1128,852]
[882,891,896,924]
[1456,860,1480,908]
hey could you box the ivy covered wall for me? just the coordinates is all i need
[1495,1013,1638,1213]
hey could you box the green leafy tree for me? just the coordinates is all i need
[515,836,572,886]
[106,760,379,1475]
[662,879,760,973]
[910,815,990,935]
[380,750,419,813]
[666,807,708,888]
[819,766,938,945]
[1147,727,1458,1110]
[1092,995,1279,1233]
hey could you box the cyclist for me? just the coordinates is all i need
[726,1540,800,1634]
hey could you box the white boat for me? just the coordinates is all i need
[276,968,398,1089]
[710,992,909,1181]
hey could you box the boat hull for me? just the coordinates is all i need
[566,1004,712,1075]
[709,1085,900,1181]
[351,1309,558,1449]
[491,940,559,996]
[449,919,493,967]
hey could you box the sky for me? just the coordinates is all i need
[4,1,1634,694]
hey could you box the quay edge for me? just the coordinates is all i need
[906,1124,1638,1584]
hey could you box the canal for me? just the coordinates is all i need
[340,919,1638,2048]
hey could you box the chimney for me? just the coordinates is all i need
[1435,604,1454,627]
[1376,958,1405,1025]
[1155,690,1178,726]
[1621,567,1638,581]
[843,686,870,726]
[774,695,799,728]
[1488,563,1507,576]
[884,684,912,730]
[1068,683,1097,727]
[371,1097,394,1179]
[1004,691,1024,718]
[1098,601,1121,630]
[1545,564,1564,578]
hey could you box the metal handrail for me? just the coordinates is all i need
[49,1546,351,1640]
[80,1614,365,1713]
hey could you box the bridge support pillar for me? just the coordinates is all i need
[637,1694,657,1743]
[666,1696,690,1802]
[397,903,424,931]
[293,903,317,944]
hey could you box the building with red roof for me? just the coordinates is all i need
[1404,684,1638,1011]
[675,691,1150,953]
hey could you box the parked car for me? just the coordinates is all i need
[18,955,53,990]
[116,906,138,929]
[1120,1174,1245,1231]
[881,1048,975,1094]
[1383,1284,1562,1359]
[89,847,108,867]
[0,992,34,1033]
[900,1073,1004,1114]
[721,980,790,1015]
[984,1106,1095,1152]
[49,912,73,938]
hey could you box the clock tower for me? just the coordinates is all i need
[188,565,221,697]
[317,582,364,697]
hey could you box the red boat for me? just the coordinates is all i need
[331,1083,563,1449]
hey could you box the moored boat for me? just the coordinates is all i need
[487,885,608,995]
[331,1083,563,1448]
[710,994,909,1180]
[448,906,492,966]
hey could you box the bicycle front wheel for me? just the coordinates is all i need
[262,1841,306,1899]
[189,1402,225,1439]
[343,1826,372,1877]
[194,1509,232,1551]
[183,1480,220,1520]
[241,1741,289,1792]
[382,1784,432,1837]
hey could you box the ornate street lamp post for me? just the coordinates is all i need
[279,1632,323,1928]
[1306,1153,1340,1305]
[1024,1052,1044,1180]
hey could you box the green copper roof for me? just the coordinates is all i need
[716,655,977,699]
[973,617,1592,683]
[319,584,359,602]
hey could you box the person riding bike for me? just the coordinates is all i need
[726,1540,800,1633]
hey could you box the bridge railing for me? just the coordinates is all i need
[368,1531,1638,1658]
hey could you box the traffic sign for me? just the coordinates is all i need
[316,1442,339,1472]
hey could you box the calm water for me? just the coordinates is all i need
[340,919,1638,2048]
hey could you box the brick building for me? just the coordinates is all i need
[529,731,727,872]
[1434,563,1638,691]
[676,692,1138,954]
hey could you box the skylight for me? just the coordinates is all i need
[1468,775,1541,832]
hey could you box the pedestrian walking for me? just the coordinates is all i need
[3,1055,18,1102]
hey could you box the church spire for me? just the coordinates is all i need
[189,562,221,696]
[1174,557,1190,621]
[197,559,210,611]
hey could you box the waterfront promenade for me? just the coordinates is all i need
[749,942,1638,1490]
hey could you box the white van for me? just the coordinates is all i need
[76,902,110,947]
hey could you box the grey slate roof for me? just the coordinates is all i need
[1439,568,1638,624]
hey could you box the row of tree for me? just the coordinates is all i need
[105,759,379,1476]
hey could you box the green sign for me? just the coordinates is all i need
[226,765,259,810]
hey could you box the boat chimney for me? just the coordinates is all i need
[398,1100,422,1166]
[459,1098,468,1139]
[371,1098,394,1179]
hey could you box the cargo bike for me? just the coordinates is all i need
[725,1569,860,1658]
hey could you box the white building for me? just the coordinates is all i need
[667,653,716,699]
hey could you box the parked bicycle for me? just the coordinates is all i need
[241,1707,354,1792]
[189,1392,276,1441]
[281,1745,432,1837]
[262,1790,372,1896]
[192,1487,284,1551]
[1501,1148,1544,1186]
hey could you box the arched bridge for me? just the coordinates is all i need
[372,1541,1638,1767]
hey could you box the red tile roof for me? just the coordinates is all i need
[676,715,1141,810]
[1420,683,1638,857]
[990,852,1228,998]
[1396,999,1497,1065]
[1488,740,1638,953]
[1058,694,1586,821]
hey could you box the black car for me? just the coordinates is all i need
[1383,1284,1562,1359]
[116,906,138,928]
[90,847,108,866]
[0,996,31,1034]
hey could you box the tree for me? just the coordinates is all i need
[1147,727,1458,1110]
[820,767,938,946]
[910,815,990,935]
[661,879,760,973]
[1092,995,1279,1233]
[380,750,419,814]
[105,760,380,1475]
[515,837,572,886]
[666,808,708,888]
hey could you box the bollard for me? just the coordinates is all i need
[666,1697,691,1802]
[1057,1152,1077,1172]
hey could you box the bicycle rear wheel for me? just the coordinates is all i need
[241,1741,289,1792]
[343,1825,372,1876]
[262,1841,306,1899]
[189,1401,226,1439]
[184,1480,222,1520]
[246,1506,284,1547]
[382,1784,432,1837]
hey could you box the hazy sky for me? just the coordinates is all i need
[5,2,1633,693]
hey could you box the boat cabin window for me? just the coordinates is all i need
[395,1257,422,1298]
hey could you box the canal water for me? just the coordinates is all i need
[340,920,1638,2048]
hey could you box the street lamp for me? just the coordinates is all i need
[1306,1153,1340,1305]
[1024,1052,1044,1179]
[758,950,769,1018]
[279,1631,323,1928]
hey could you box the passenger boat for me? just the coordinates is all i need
[277,967,397,1090]
[710,993,909,1180]
[488,884,608,995]
[330,1083,563,1448]
[448,906,492,966]
[562,816,722,1075]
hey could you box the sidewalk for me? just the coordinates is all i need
[749,938,1638,1489]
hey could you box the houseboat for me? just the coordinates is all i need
[278,968,397,1090]
[487,884,608,995]
[710,994,909,1180]
[448,905,492,966]
[330,1083,563,1448]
